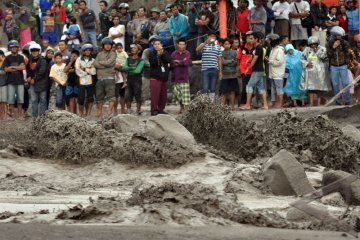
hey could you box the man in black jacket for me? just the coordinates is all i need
[148,37,171,115]
[27,43,49,118]
[311,0,328,46]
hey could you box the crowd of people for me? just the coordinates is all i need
[0,0,359,119]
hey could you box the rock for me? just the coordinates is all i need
[320,192,346,207]
[263,150,315,196]
[322,170,360,205]
[341,125,360,142]
[112,114,140,133]
[144,115,196,146]
[286,204,327,222]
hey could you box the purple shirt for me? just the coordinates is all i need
[171,50,191,83]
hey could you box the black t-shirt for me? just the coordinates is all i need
[252,45,264,72]
[66,61,78,87]
[79,9,96,30]
[3,54,25,85]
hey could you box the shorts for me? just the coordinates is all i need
[173,82,191,106]
[78,85,94,105]
[0,85,7,102]
[246,72,266,95]
[96,78,116,102]
[65,85,79,98]
[271,78,284,95]
[291,24,308,41]
[43,31,57,45]
[125,76,142,103]
[7,84,24,105]
[115,82,126,98]
[220,78,239,94]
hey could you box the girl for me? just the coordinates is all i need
[17,8,36,48]
[51,0,66,43]
[337,5,348,35]
[284,44,307,107]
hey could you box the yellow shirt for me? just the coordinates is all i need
[50,63,67,86]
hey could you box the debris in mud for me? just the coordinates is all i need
[30,110,204,168]
[224,164,263,194]
[325,104,360,126]
[0,211,24,220]
[127,182,297,229]
[56,204,111,220]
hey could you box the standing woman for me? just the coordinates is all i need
[51,0,66,43]
[17,8,36,48]
[337,5,349,35]
[300,36,331,106]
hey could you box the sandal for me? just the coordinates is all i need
[239,106,251,110]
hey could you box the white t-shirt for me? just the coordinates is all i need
[50,63,67,86]
[109,25,125,47]
[272,1,291,20]
[289,1,310,25]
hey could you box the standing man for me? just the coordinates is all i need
[154,11,172,50]
[171,39,191,114]
[3,40,26,118]
[148,38,171,116]
[27,43,48,118]
[346,0,359,46]
[187,2,198,60]
[289,0,311,49]
[169,4,189,47]
[99,0,112,40]
[132,7,151,49]
[196,32,222,100]
[248,0,267,35]
[109,16,126,48]
[272,0,290,37]
[94,37,117,117]
[149,7,161,35]
[78,0,98,52]
[237,0,250,41]
[311,0,328,47]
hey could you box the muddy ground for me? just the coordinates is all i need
[0,98,359,238]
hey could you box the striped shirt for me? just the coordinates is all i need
[201,43,222,71]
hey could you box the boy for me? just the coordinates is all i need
[64,50,80,114]
[241,32,269,110]
[0,50,7,119]
[114,42,128,114]
[50,52,68,110]
[122,44,144,114]
[43,9,56,46]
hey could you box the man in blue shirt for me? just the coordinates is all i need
[346,0,359,46]
[169,4,189,46]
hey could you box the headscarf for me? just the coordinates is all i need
[285,44,295,54]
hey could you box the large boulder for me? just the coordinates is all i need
[144,115,196,146]
[341,125,360,142]
[263,150,315,196]
[322,170,360,205]
[112,114,140,133]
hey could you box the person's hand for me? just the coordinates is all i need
[30,79,35,85]
[246,59,251,64]
[244,68,249,75]
[157,48,164,55]
[307,62,313,68]
[122,82,127,89]
[230,30,236,36]
[264,56,269,62]
[333,40,340,49]
[174,60,180,65]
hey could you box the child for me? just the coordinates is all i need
[0,50,7,119]
[42,9,56,46]
[65,16,82,51]
[64,50,80,114]
[49,52,68,110]
[114,43,129,114]
[267,34,285,108]
[220,38,239,110]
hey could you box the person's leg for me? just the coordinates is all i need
[69,97,75,113]
[274,78,284,108]
[78,86,86,117]
[150,79,161,115]
[125,79,134,112]
[38,90,48,116]
[257,74,268,110]
[230,91,236,110]
[86,86,95,116]
[134,78,143,114]
[308,92,314,106]
[209,68,218,100]
[271,79,277,107]
[16,85,24,117]
[88,31,98,52]
[95,81,105,117]
[330,66,341,105]
[30,86,39,118]
[243,72,259,109]
[159,81,168,113]
[240,74,249,105]
[339,65,351,104]
[105,80,116,115]
[201,69,210,94]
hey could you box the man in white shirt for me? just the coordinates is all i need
[272,0,291,37]
[289,0,310,49]
[109,16,125,48]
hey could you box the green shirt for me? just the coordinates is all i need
[63,0,74,15]
[55,7,61,24]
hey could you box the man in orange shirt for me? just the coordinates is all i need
[236,0,250,42]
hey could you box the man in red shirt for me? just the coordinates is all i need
[236,0,250,42]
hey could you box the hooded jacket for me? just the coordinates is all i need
[27,56,49,93]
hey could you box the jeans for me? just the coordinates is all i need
[84,31,98,52]
[330,65,351,105]
[271,78,284,96]
[30,86,47,118]
[7,84,24,104]
[55,24,63,43]
[246,72,266,95]
[201,68,218,94]
[56,86,66,108]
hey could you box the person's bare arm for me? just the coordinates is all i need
[218,56,222,80]
[245,55,259,75]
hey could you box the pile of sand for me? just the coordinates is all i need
[30,110,203,168]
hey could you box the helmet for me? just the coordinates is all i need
[149,35,160,42]
[150,7,160,13]
[354,34,360,42]
[29,43,42,52]
[308,36,320,45]
[330,26,345,36]
[265,33,280,47]
[101,37,113,46]
[130,44,143,52]
[81,44,94,51]
[119,3,129,9]
[22,43,31,54]
[8,40,20,49]
[165,4,172,12]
